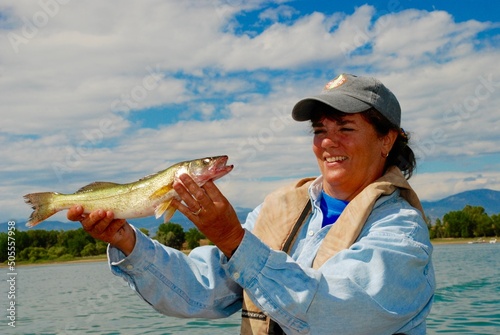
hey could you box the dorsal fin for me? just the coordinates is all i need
[137,170,162,182]
[76,181,121,193]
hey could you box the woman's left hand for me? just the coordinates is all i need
[171,174,245,258]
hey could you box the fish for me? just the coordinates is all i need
[23,156,233,227]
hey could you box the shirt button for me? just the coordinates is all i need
[233,272,240,280]
[126,265,133,270]
[308,230,314,236]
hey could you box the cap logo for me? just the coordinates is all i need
[323,74,346,91]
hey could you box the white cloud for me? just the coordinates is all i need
[411,171,500,202]
[1,1,499,222]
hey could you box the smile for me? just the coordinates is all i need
[325,156,347,163]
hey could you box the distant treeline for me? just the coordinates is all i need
[1,205,498,263]
[427,205,500,239]
[0,223,205,263]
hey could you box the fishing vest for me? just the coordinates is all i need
[240,166,424,335]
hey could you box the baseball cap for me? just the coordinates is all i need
[292,73,401,127]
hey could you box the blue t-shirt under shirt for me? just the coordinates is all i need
[320,190,349,228]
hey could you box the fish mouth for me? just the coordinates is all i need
[211,155,234,180]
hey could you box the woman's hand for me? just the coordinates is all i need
[172,174,245,258]
[67,205,136,256]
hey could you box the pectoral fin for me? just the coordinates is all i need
[163,206,177,223]
[154,199,176,223]
[149,184,173,201]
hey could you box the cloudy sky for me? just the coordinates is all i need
[1,0,499,224]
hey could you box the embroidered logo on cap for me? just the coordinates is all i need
[323,74,346,91]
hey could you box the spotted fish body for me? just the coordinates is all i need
[23,156,233,227]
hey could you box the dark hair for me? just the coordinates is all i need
[309,106,416,179]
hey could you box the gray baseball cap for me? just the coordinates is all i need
[292,73,401,127]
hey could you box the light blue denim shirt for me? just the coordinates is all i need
[108,177,435,335]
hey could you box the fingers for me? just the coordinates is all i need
[68,205,116,235]
[67,205,85,221]
[173,175,207,214]
[66,205,135,255]
[84,209,114,234]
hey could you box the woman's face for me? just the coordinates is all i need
[312,113,396,201]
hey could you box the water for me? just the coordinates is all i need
[1,243,499,334]
[427,243,500,334]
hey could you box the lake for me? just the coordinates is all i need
[1,243,499,334]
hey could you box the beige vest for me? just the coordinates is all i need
[240,167,424,335]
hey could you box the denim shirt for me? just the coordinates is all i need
[108,178,435,335]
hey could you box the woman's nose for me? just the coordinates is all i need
[322,134,339,148]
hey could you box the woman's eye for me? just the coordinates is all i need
[313,129,325,135]
[340,127,354,132]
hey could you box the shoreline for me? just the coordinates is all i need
[2,238,497,268]
[431,237,498,245]
[1,255,108,268]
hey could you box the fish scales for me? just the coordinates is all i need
[23,156,233,227]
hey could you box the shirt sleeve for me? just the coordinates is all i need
[108,225,243,318]
[223,199,435,335]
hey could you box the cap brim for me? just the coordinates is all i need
[292,94,371,121]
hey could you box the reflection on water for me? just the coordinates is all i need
[1,243,499,334]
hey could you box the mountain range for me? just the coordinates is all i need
[4,189,499,233]
[420,188,499,220]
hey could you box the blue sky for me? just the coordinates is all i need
[1,0,499,224]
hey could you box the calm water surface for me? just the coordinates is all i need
[1,243,499,334]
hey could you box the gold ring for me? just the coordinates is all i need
[192,207,202,216]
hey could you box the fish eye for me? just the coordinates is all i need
[203,158,211,165]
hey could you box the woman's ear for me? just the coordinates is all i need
[382,129,398,154]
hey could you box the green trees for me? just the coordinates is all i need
[3,204,497,264]
[0,219,212,264]
[186,228,206,249]
[429,205,499,239]
[1,222,208,263]
[0,228,107,262]
[155,223,185,250]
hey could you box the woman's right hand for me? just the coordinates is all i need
[67,205,136,256]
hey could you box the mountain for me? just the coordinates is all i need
[4,189,499,232]
[3,207,253,235]
[421,189,500,220]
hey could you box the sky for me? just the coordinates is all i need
[1,0,499,224]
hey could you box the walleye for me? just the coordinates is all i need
[24,156,233,227]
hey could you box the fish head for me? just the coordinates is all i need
[179,156,233,186]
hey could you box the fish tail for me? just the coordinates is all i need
[23,192,59,227]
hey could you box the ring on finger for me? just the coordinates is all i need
[192,207,202,216]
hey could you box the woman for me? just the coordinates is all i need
[68,73,435,335]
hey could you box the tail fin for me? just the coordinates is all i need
[23,192,59,227]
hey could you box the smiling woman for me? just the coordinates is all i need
[67,73,435,335]
[310,112,397,201]
[1,1,498,333]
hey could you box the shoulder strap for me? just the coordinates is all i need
[282,200,312,253]
[312,166,424,269]
[241,178,313,335]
